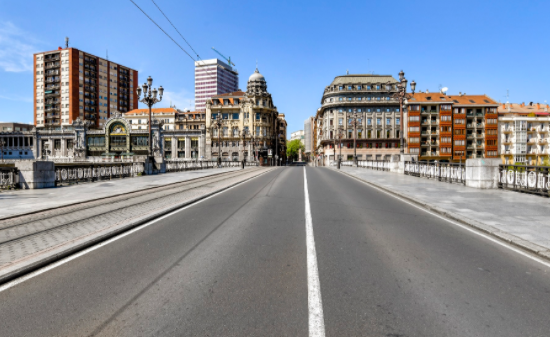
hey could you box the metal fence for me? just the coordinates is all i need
[0,167,19,189]
[498,165,550,196]
[55,163,144,185]
[404,161,465,184]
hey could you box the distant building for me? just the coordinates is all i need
[195,59,239,112]
[205,68,286,165]
[290,130,304,144]
[497,102,550,165]
[34,45,138,129]
[0,122,34,132]
[304,117,314,155]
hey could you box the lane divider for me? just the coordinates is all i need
[304,167,326,337]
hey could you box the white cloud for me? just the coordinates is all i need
[160,88,195,111]
[0,94,32,102]
[0,22,41,72]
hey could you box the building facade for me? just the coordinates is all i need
[194,59,239,112]
[204,68,287,165]
[0,123,35,132]
[290,130,304,143]
[498,102,550,165]
[304,117,314,157]
[405,92,499,161]
[0,112,205,162]
[315,74,402,165]
[34,46,138,130]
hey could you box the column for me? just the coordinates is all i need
[171,136,177,159]
[185,136,191,159]
[199,134,205,159]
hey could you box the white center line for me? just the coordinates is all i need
[304,167,326,337]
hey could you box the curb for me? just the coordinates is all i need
[329,167,550,262]
[0,167,252,221]
[0,167,275,285]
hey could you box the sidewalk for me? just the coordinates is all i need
[0,167,242,219]
[332,166,550,259]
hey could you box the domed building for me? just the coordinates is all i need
[205,68,287,165]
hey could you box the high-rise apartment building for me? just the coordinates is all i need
[194,59,239,112]
[406,92,499,161]
[34,46,138,129]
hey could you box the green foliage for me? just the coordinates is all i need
[286,139,305,160]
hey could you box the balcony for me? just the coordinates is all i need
[475,113,483,117]
[421,121,430,125]
[46,70,59,76]
[466,113,475,118]
[502,127,513,133]
[467,145,475,150]
[527,138,538,144]
[476,133,485,138]
[467,134,475,139]
[467,124,474,128]
[46,78,60,83]
[45,63,60,69]
[538,138,548,145]
[45,107,60,112]
[85,58,96,64]
[502,138,512,144]
[45,91,60,97]
[421,131,430,135]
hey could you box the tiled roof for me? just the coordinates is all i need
[497,103,550,114]
[408,93,498,106]
[330,75,398,86]
[125,108,178,115]
[408,93,452,103]
[212,91,246,97]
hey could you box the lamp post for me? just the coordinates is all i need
[0,139,5,163]
[388,70,416,155]
[136,76,163,163]
[211,114,225,167]
[335,126,344,169]
[241,129,248,169]
[350,111,361,166]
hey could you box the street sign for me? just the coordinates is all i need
[268,149,272,156]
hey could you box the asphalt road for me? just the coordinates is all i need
[1,167,550,336]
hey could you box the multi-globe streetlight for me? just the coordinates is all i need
[387,71,416,155]
[136,76,163,160]
[211,115,225,167]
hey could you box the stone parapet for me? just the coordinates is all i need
[465,159,501,189]
[15,161,55,189]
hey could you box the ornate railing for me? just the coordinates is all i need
[356,160,390,171]
[55,163,144,185]
[166,160,258,172]
[498,165,550,196]
[404,161,465,184]
[0,167,19,189]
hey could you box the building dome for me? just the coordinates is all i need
[248,68,265,82]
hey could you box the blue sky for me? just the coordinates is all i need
[0,0,549,134]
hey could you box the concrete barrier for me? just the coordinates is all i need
[465,158,501,189]
[15,161,56,189]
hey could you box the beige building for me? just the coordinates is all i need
[34,43,138,129]
[498,102,550,165]
[205,68,287,165]
[315,74,402,165]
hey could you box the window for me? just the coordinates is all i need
[454,140,465,146]
[232,113,239,120]
[339,97,343,101]
[409,137,419,143]
[441,116,452,122]
[386,118,391,125]
[377,118,381,125]
[54,139,61,150]
[409,116,420,122]
[367,85,371,90]
[441,104,452,111]
[357,85,362,90]
[348,86,352,90]
[255,113,261,120]
[339,118,343,125]
[487,140,497,146]
[454,119,465,124]
[409,126,420,132]
[396,118,400,125]
[367,118,372,125]
[339,86,343,91]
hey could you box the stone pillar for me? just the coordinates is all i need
[396,154,418,174]
[199,134,205,160]
[15,161,56,189]
[185,136,191,159]
[171,136,177,159]
[465,158,501,189]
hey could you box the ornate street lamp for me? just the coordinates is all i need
[241,129,248,169]
[335,126,345,169]
[136,76,163,163]
[349,111,361,165]
[211,114,225,167]
[388,71,416,155]
[0,139,5,163]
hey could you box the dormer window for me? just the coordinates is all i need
[357,85,362,90]
[339,86,343,91]
[348,86,352,90]
[376,85,380,90]
[367,85,371,90]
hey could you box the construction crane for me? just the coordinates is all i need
[211,47,236,67]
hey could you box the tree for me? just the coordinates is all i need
[286,139,305,161]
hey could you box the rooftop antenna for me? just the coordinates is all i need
[346,69,349,75]
[106,49,109,61]
[65,37,69,48]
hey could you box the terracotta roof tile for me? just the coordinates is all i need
[125,108,178,115]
